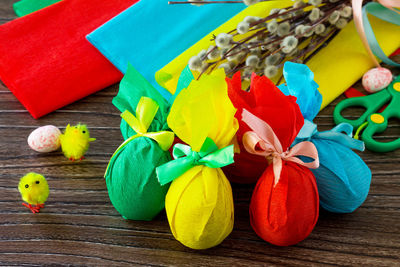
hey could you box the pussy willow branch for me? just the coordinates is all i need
[302,29,340,64]
[194,0,352,80]
[273,28,339,84]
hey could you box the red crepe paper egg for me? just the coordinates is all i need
[250,161,319,246]
[224,72,303,184]
[362,67,392,93]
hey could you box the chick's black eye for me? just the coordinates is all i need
[82,131,86,134]
[36,181,40,184]
[25,184,29,188]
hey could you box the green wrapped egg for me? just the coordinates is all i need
[105,64,176,221]
[105,136,170,220]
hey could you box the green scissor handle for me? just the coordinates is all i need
[333,88,391,129]
[362,81,400,153]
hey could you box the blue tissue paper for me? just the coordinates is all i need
[87,0,245,99]
[278,62,322,121]
[295,120,372,213]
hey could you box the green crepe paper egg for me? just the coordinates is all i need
[106,64,185,220]
[105,137,171,220]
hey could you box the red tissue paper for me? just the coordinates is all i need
[223,72,304,183]
[0,0,138,119]
[227,73,319,246]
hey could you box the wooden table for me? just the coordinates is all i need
[1,1,400,265]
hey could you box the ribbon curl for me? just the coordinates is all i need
[105,97,174,176]
[352,0,400,67]
[295,120,365,152]
[241,109,319,186]
[156,137,234,186]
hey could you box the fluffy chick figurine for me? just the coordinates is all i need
[18,173,49,213]
[59,124,96,161]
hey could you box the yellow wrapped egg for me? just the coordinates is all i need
[158,68,238,249]
[166,166,234,249]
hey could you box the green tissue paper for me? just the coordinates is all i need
[13,0,61,17]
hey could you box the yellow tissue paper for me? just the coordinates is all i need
[156,3,400,110]
[165,68,238,249]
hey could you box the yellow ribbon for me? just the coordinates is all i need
[120,97,174,151]
[104,97,174,176]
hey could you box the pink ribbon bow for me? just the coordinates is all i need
[241,109,319,186]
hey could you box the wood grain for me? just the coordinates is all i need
[1,2,400,266]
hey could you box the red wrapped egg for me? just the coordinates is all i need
[250,161,319,246]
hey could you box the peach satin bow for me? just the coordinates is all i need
[241,109,319,186]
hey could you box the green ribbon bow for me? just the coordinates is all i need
[105,97,174,176]
[156,137,234,186]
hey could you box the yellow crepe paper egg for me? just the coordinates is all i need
[165,166,234,249]
[164,68,238,249]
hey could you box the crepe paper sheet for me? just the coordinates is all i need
[86,0,246,100]
[223,72,303,184]
[156,4,400,109]
[13,0,60,17]
[250,161,319,246]
[344,87,365,98]
[155,0,293,95]
[105,67,173,220]
[0,0,138,119]
[294,120,371,213]
[163,69,237,249]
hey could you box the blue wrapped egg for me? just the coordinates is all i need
[295,120,372,213]
[311,138,371,213]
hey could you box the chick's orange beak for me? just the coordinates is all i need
[73,129,79,134]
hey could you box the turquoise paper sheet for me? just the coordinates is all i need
[86,0,245,99]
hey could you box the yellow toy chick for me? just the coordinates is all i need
[18,173,49,213]
[59,124,96,161]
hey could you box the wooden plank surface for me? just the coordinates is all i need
[1,1,400,266]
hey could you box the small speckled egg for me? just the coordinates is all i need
[362,67,392,93]
[28,125,61,153]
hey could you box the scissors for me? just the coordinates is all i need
[333,75,400,153]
